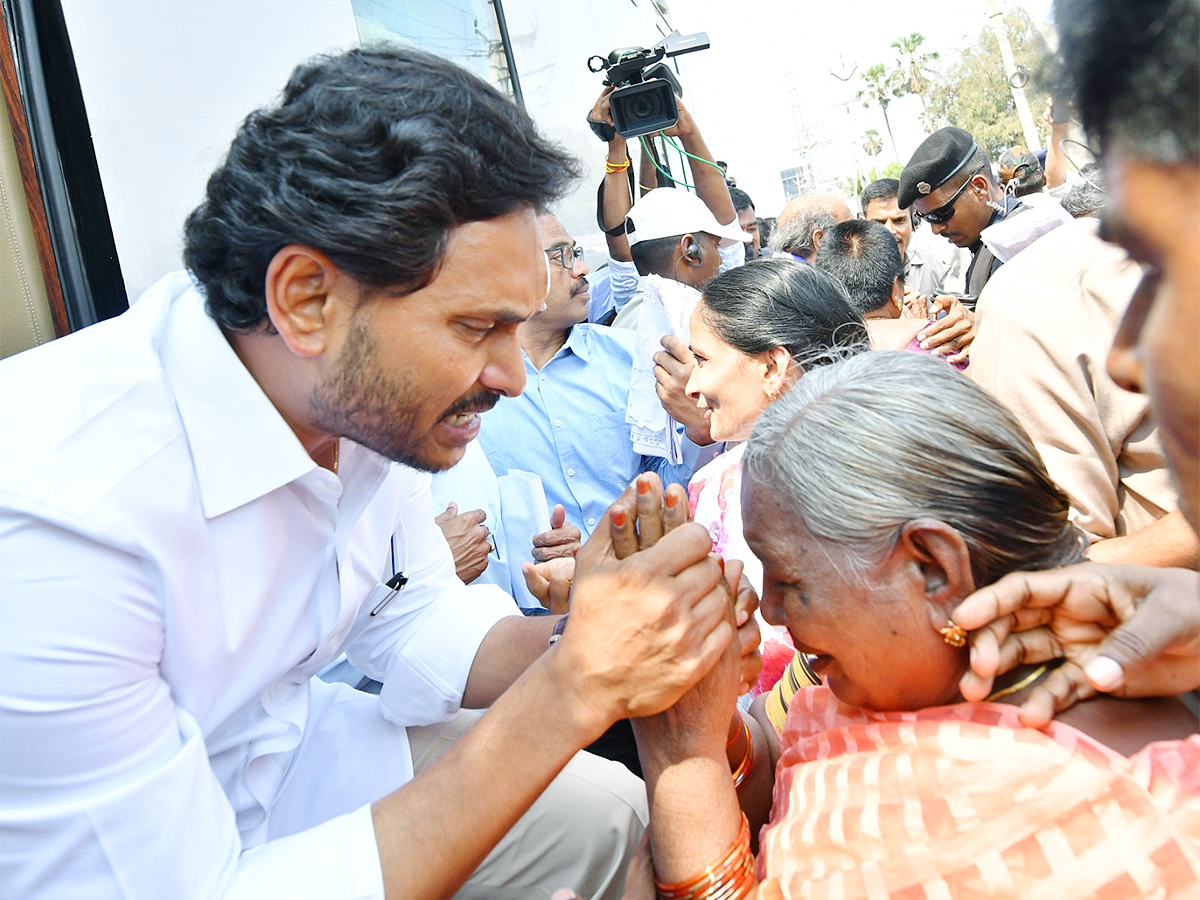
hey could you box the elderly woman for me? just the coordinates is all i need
[607,352,1198,900]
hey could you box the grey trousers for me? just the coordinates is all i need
[407,708,648,900]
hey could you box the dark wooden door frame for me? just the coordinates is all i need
[0,3,70,337]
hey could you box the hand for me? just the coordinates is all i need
[609,474,761,696]
[1042,97,1069,129]
[657,96,697,140]
[588,85,626,153]
[900,288,930,319]
[531,504,581,562]
[549,479,733,725]
[434,502,492,584]
[608,472,690,559]
[522,557,575,615]
[654,335,712,445]
[951,563,1200,727]
[917,294,975,364]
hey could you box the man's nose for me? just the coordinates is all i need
[1107,271,1156,394]
[481,332,528,398]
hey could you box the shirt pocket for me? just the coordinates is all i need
[586,412,637,489]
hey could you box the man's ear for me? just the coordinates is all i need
[890,276,905,314]
[893,518,976,628]
[970,173,992,199]
[263,245,349,358]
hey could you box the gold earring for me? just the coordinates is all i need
[939,619,967,648]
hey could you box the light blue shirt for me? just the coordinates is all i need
[478,323,696,539]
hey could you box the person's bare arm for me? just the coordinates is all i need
[373,517,732,899]
[1085,509,1200,568]
[667,99,736,227]
[591,87,634,262]
[1043,99,1070,191]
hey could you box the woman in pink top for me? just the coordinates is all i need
[684,260,869,695]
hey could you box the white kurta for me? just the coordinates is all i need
[0,272,519,899]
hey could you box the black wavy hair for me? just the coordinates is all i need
[184,46,581,331]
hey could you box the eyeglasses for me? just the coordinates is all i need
[545,245,584,270]
[915,165,985,225]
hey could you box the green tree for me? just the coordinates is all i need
[856,63,904,162]
[892,32,939,112]
[837,160,904,203]
[922,8,1051,159]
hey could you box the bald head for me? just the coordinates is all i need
[769,193,853,260]
[776,193,852,228]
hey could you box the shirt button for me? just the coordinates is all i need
[586,517,596,526]
[554,419,562,427]
[567,468,575,477]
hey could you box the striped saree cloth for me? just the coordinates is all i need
[757,686,1199,899]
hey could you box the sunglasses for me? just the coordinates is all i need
[915,165,985,225]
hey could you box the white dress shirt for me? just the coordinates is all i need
[0,272,519,899]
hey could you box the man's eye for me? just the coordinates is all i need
[458,322,494,337]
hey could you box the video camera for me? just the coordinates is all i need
[587,30,709,140]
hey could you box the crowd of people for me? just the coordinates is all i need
[0,0,1196,898]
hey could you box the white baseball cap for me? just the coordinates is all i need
[625,188,752,247]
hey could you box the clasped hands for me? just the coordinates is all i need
[531,473,762,726]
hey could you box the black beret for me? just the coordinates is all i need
[898,127,979,209]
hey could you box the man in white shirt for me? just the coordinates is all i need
[859,177,948,298]
[0,47,736,900]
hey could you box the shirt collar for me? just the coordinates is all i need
[561,324,592,362]
[159,277,323,518]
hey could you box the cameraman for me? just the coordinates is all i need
[588,87,746,330]
[588,87,748,449]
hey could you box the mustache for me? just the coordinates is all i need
[440,390,500,419]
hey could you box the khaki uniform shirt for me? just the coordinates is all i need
[969,217,1177,541]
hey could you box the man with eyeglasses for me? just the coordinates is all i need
[477,211,700,543]
[899,126,1028,297]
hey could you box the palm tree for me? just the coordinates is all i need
[857,63,904,162]
[892,32,939,112]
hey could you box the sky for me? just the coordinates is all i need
[660,0,1056,216]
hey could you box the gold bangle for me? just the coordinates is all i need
[604,155,632,174]
[730,717,754,788]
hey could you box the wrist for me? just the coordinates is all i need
[539,634,620,743]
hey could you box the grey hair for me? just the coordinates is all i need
[1061,164,1106,218]
[742,352,1086,586]
[768,209,835,258]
